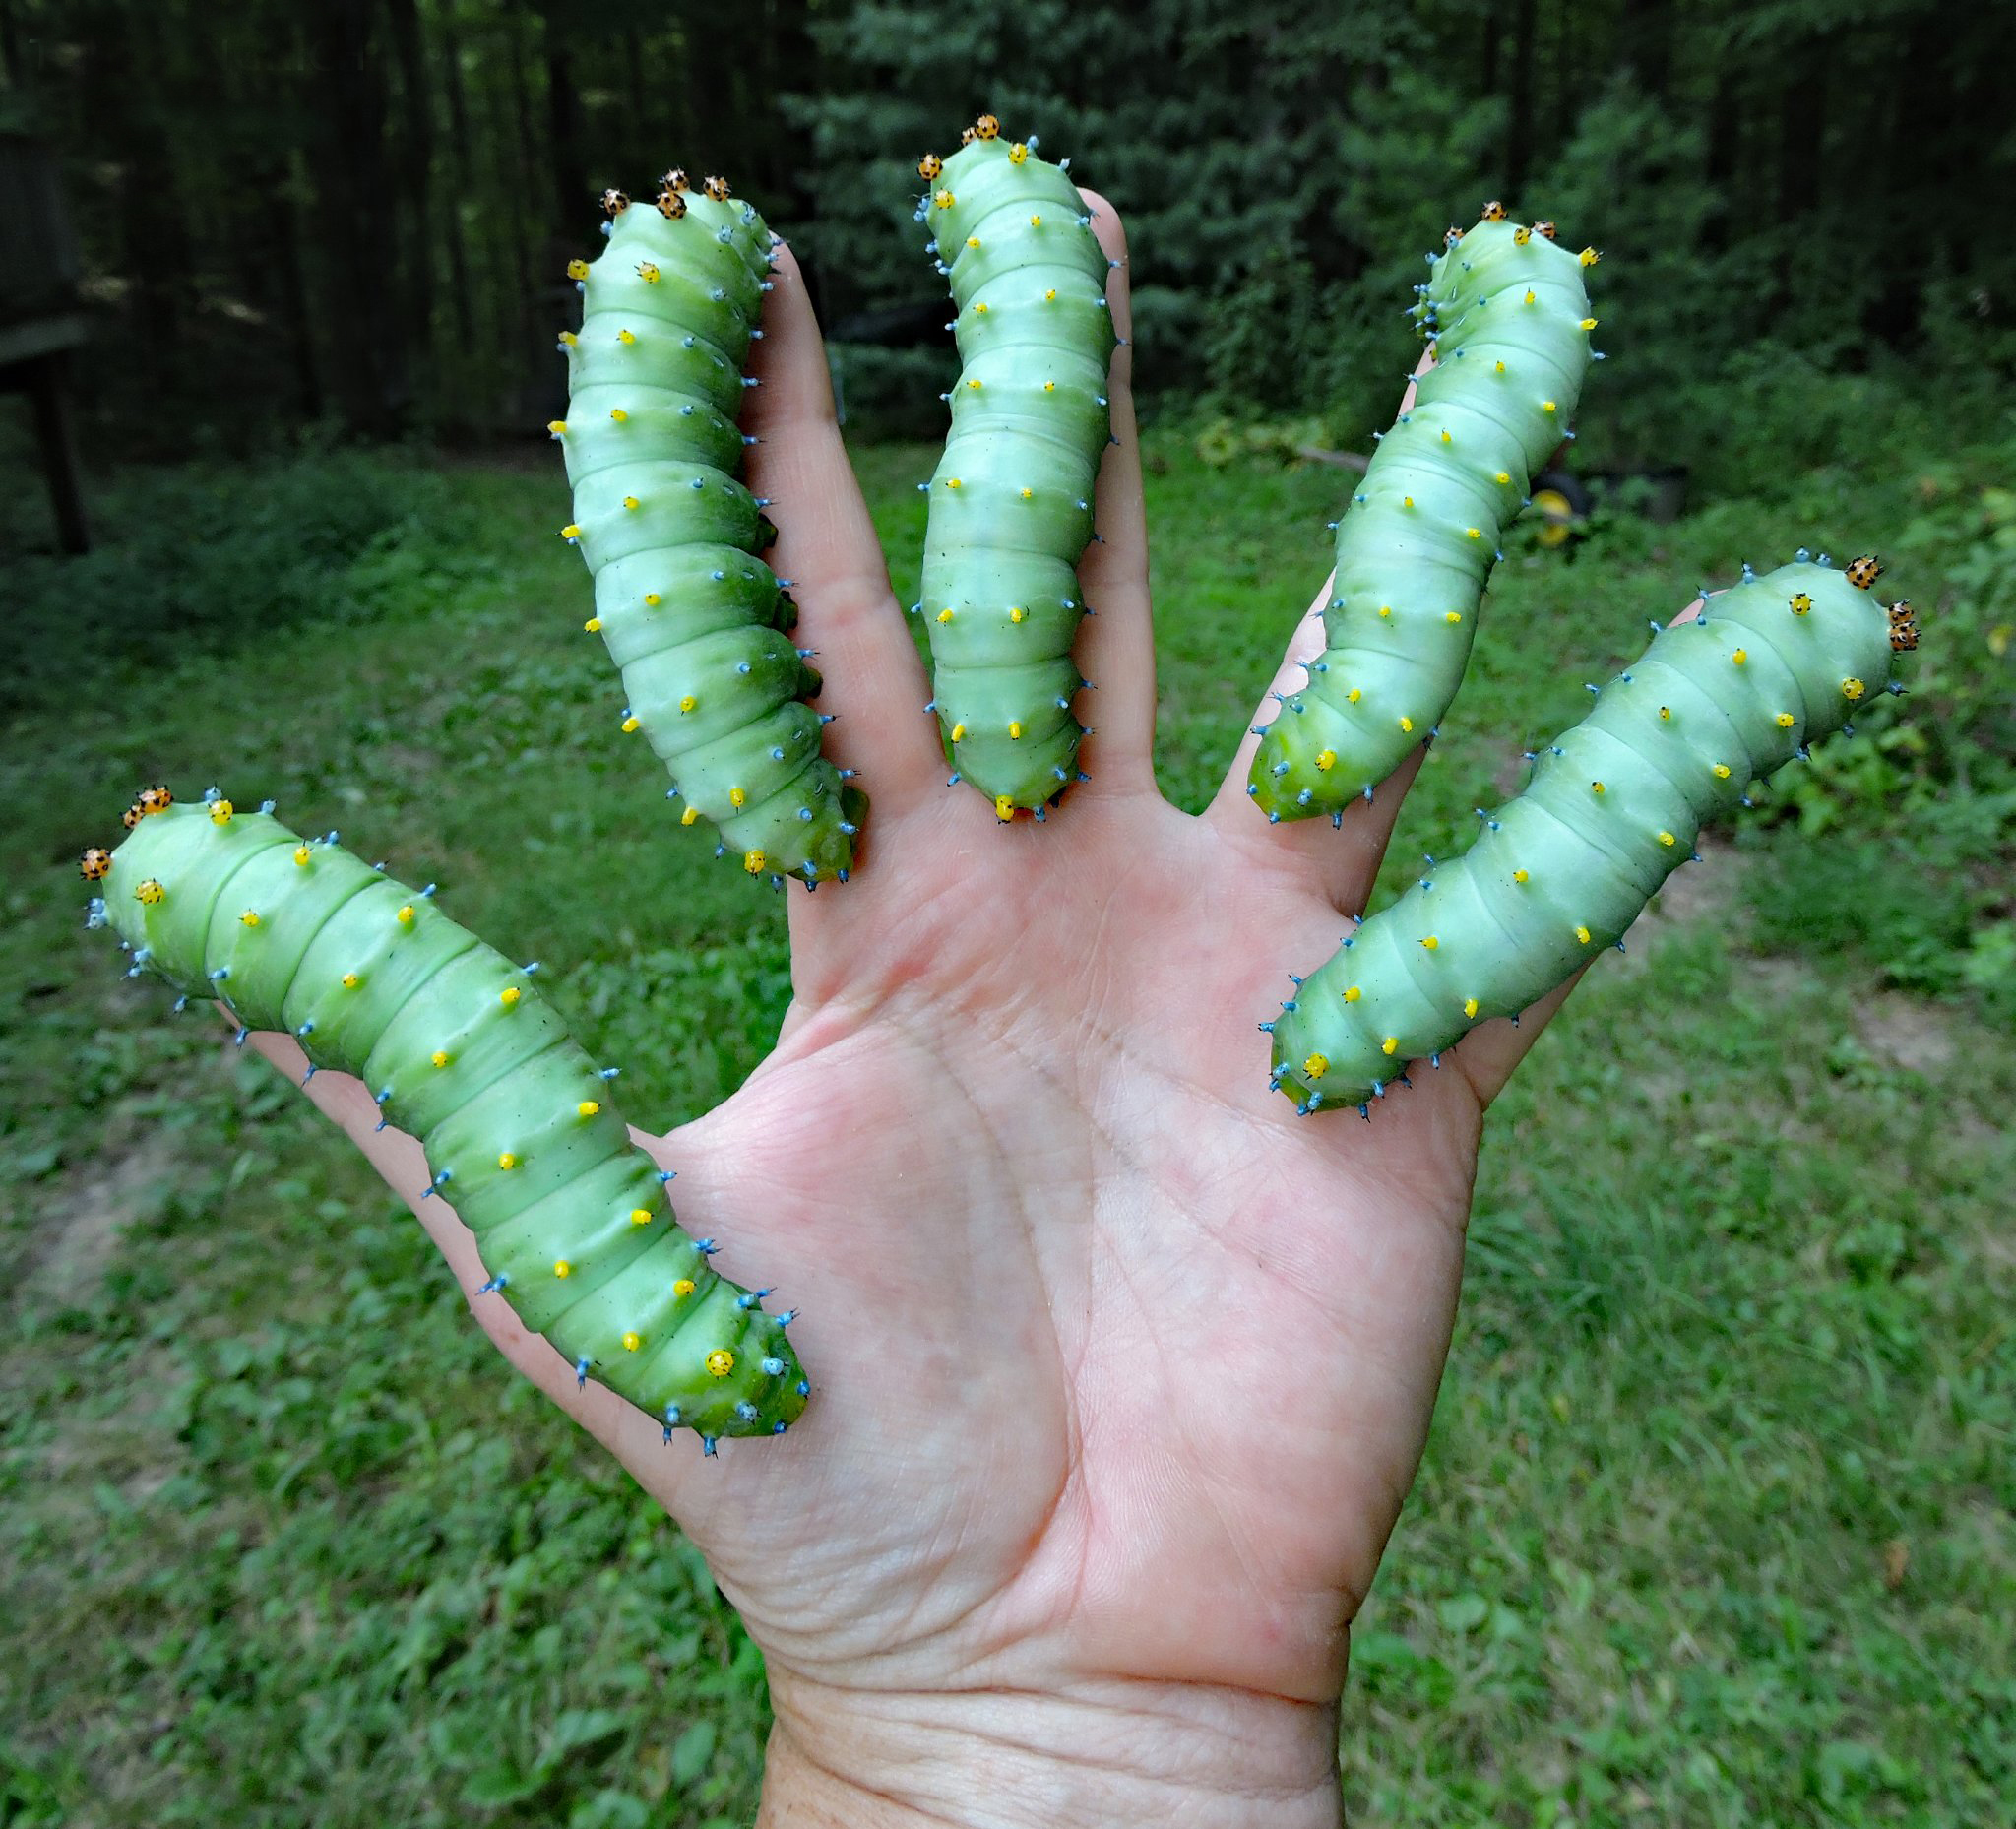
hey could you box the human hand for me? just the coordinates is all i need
[237,196,1674,1828]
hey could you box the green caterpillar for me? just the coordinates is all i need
[555,172,864,886]
[1249,205,1599,823]
[1267,558,1919,1113]
[914,116,1118,821]
[83,792,807,1453]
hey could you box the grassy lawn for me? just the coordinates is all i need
[2,429,2011,1827]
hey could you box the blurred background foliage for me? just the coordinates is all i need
[3,0,2014,472]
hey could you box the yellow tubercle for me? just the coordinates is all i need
[1020,487,1033,499]
[968,378,982,390]
[239,910,260,926]
[210,800,234,825]
[974,302,988,314]
[497,1153,518,1170]
[617,328,636,346]
[1580,317,1598,330]
[500,985,521,1007]
[1524,288,1536,304]
[559,331,578,346]
[621,495,640,511]
[1732,648,1748,664]
[1791,593,1812,614]
[728,787,746,808]
[1775,712,1796,728]
[966,235,981,249]
[1445,611,1463,624]
[706,1349,735,1377]
[1591,781,1606,794]
[341,972,360,989]
[1465,527,1481,539]
[1381,1037,1400,1056]
[1494,470,1511,484]
[1575,924,1592,944]
[678,694,697,712]
[135,879,164,905]
[622,1332,642,1352]
[1315,748,1336,772]
[1347,686,1362,703]
[1008,722,1022,739]
[430,1049,450,1068]
[1463,996,1480,1019]
[1401,497,1414,510]
[1494,360,1506,374]
[1580,247,1601,266]
[547,420,566,436]
[680,807,699,826]
[1042,380,1055,391]
[1030,214,1042,226]
[566,258,590,280]
[1344,985,1361,1002]
[1009,143,1028,163]
[397,905,416,925]
[946,477,962,489]
[1440,429,1452,444]
[1659,831,1676,847]
[1542,400,1557,414]
[637,262,661,283]
[577,1100,600,1117]
[561,524,583,539]
[609,407,628,421]
[1304,1053,1329,1080]
[743,849,767,874]
[584,617,602,632]
[936,608,955,624]
[1400,716,1415,733]
[1420,934,1439,951]
[1379,604,1393,618]
[950,723,966,741]
[673,1278,696,1297]
[1513,868,1530,883]
[1010,606,1026,622]
[293,845,312,866]
[994,794,1016,821]
[630,1208,654,1226]
[644,592,662,607]
[934,190,955,210]
[1659,705,1672,720]
[1712,762,1732,779]
[1842,677,1865,701]
[553,1260,572,1279]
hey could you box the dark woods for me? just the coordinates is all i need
[3,0,2012,460]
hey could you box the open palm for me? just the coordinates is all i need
[247,198,1626,1821]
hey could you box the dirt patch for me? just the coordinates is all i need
[25,1130,181,1305]
[1855,992,1958,1075]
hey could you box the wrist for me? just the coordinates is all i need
[757,1671,1341,1829]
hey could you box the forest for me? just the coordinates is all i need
[6,0,2015,467]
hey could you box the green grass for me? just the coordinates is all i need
[2,432,2011,1827]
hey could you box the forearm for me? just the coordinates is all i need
[757,1674,1344,1829]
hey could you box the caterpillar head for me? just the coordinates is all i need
[703,174,731,203]
[1846,553,1883,590]
[974,113,1000,141]
[600,187,629,218]
[80,847,111,881]
[1480,200,1506,221]
[1888,601,1920,651]
[656,189,687,220]
[1533,220,1557,240]
[918,153,944,181]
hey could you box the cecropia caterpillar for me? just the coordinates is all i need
[1249,205,1599,823]
[555,172,865,886]
[1267,558,1918,1114]
[85,791,808,1452]
[914,115,1119,821]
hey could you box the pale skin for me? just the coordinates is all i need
[238,195,1696,1825]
